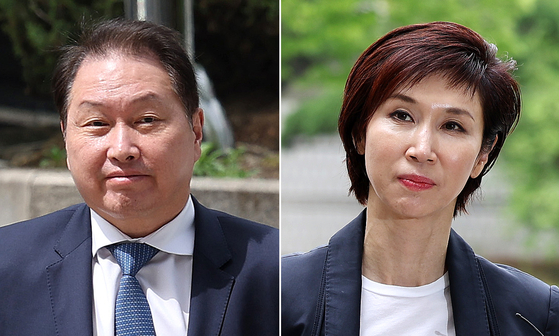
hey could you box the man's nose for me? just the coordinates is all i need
[107,124,140,162]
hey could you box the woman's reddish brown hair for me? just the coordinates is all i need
[338,21,520,215]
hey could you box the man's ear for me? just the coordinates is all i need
[191,108,204,163]
[60,121,71,171]
[192,108,204,145]
[60,121,66,140]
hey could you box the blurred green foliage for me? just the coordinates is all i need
[193,142,256,178]
[282,0,559,242]
[39,144,66,168]
[282,86,342,146]
[0,0,124,97]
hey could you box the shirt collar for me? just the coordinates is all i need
[91,196,195,257]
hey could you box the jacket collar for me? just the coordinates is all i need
[323,210,366,336]
[447,229,492,335]
[187,197,235,336]
[324,211,493,336]
[47,203,94,336]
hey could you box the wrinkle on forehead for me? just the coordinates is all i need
[70,54,172,106]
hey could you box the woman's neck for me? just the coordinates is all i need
[362,203,453,287]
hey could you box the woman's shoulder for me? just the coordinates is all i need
[450,229,556,302]
[282,246,330,336]
[475,255,559,332]
[282,245,329,290]
[476,254,555,298]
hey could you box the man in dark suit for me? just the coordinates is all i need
[0,19,278,336]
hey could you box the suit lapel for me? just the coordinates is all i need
[46,204,93,336]
[188,198,235,336]
[323,211,366,336]
[447,229,492,336]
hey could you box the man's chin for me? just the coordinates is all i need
[97,194,154,218]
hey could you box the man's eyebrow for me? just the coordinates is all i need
[130,92,164,104]
[390,93,475,121]
[77,100,103,109]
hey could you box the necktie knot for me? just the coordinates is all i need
[108,242,159,276]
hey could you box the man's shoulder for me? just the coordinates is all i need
[0,203,89,277]
[213,209,279,258]
[0,203,87,240]
[214,209,278,236]
[195,201,278,245]
[194,200,278,268]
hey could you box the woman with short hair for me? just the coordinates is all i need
[282,21,559,336]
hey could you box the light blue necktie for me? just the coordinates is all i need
[108,243,159,336]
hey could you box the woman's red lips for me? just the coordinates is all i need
[398,174,435,191]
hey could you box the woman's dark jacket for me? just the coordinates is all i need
[282,211,559,336]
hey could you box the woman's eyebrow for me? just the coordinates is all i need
[445,107,475,121]
[391,93,475,121]
[390,93,416,104]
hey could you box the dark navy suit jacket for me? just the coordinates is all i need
[282,210,559,336]
[0,197,279,335]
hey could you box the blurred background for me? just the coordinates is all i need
[0,0,279,179]
[281,0,559,284]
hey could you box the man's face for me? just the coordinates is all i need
[63,53,203,237]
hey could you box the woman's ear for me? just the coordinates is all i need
[471,136,498,179]
[354,135,365,155]
[470,154,487,179]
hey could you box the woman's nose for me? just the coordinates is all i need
[405,127,437,164]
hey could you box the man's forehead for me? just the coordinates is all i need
[67,58,177,114]
[78,51,165,75]
[74,92,166,109]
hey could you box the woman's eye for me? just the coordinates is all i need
[391,110,412,122]
[444,122,464,132]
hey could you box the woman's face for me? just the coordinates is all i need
[360,75,489,220]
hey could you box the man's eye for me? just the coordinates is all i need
[141,117,155,123]
[91,121,106,127]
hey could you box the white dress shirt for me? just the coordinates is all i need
[91,196,195,336]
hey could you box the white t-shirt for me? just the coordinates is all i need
[360,272,455,336]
